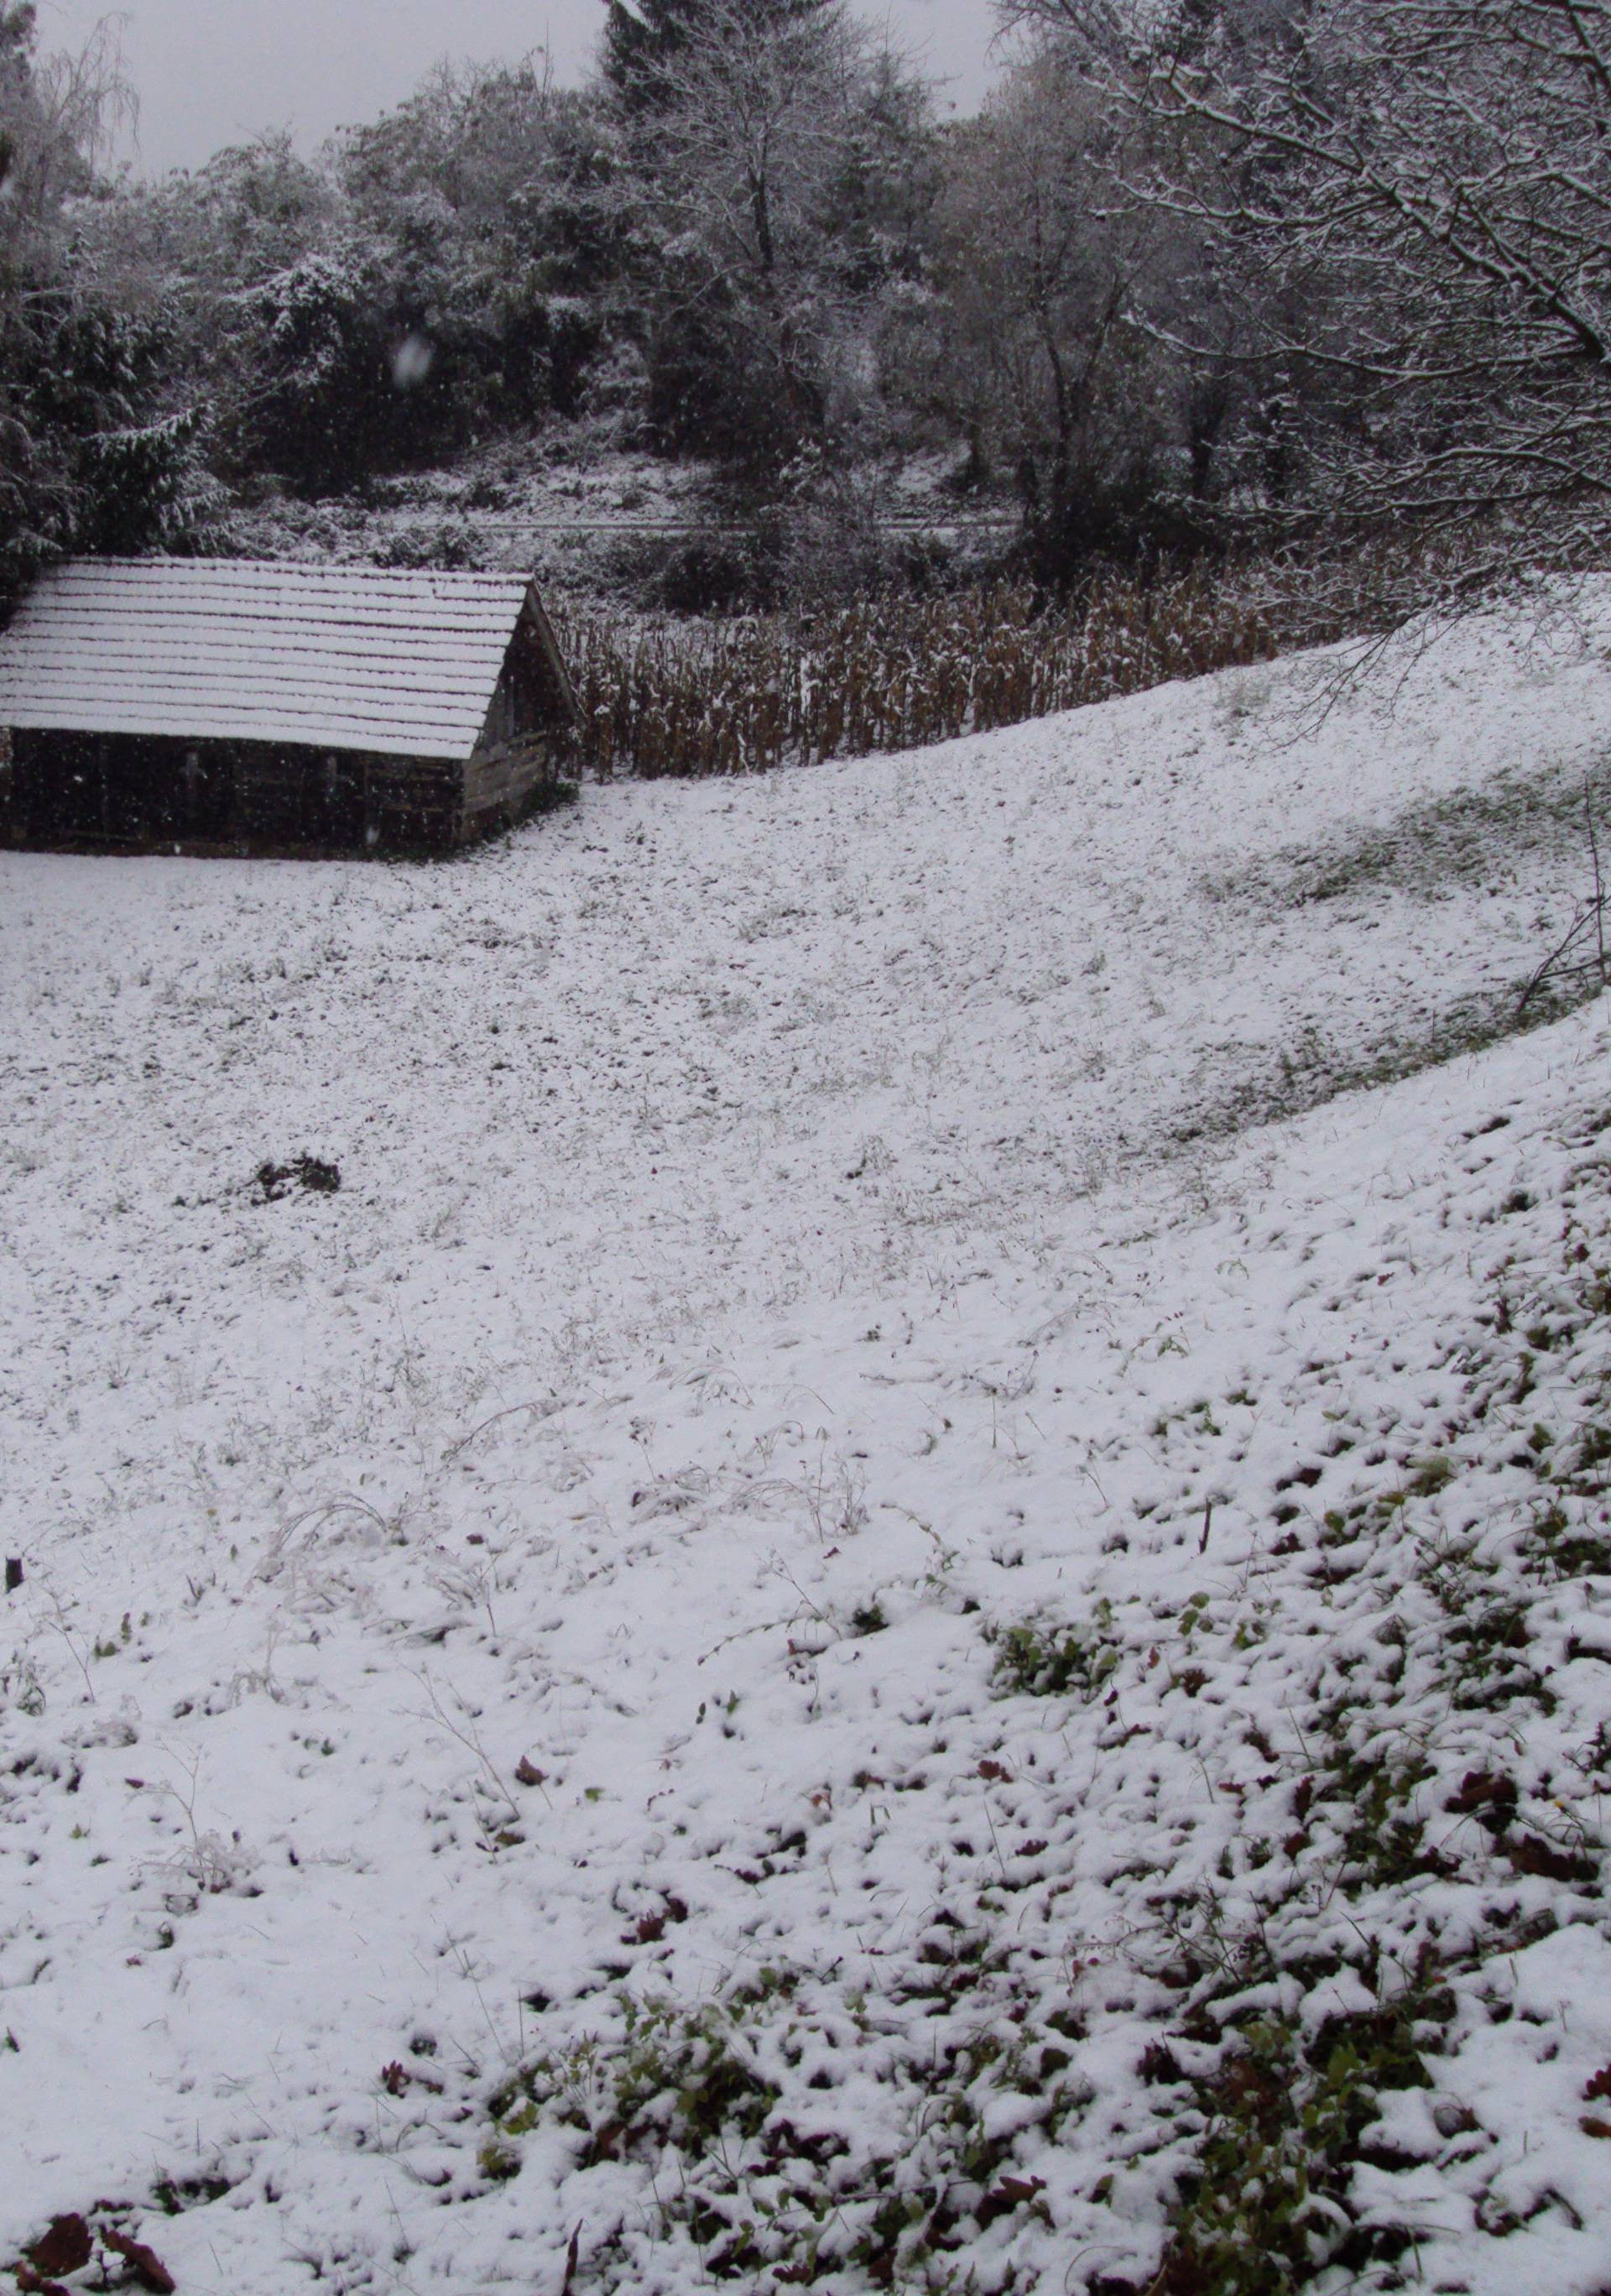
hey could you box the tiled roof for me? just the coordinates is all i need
[0,557,541,759]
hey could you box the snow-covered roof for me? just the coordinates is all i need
[0,556,549,760]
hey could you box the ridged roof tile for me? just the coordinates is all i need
[0,558,541,759]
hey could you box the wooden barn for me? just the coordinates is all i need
[0,556,576,855]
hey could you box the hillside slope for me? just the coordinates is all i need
[3,603,1611,2293]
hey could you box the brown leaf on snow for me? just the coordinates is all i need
[1583,2064,1611,2101]
[976,2173,1047,2229]
[628,1892,691,1945]
[378,2058,440,2097]
[17,2264,74,2296]
[102,2228,176,2293]
[514,1756,546,1787]
[29,2215,92,2276]
[1447,1769,1518,1824]
[1504,1830,1596,1884]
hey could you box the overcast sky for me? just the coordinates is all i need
[35,0,1004,175]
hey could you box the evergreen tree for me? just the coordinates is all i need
[0,8,218,609]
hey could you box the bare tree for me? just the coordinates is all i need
[625,0,925,459]
[925,40,1220,576]
[1008,0,1611,586]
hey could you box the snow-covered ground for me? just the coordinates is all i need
[5,602,1611,2293]
[229,443,723,597]
[227,437,1009,602]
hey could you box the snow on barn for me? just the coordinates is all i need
[0,556,576,855]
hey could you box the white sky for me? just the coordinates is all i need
[35,0,1004,175]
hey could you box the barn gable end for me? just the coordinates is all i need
[0,557,574,855]
[462,593,576,841]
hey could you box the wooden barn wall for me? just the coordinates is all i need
[3,730,472,855]
[463,634,565,835]
[463,735,553,831]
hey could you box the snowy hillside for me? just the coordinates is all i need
[5,603,1611,2294]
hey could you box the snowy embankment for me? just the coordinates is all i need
[4,603,1611,2293]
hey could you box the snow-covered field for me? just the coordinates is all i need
[230,444,722,597]
[227,439,1009,603]
[5,603,1611,2293]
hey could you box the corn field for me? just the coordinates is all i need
[552,569,1286,780]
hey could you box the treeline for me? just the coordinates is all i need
[3,0,1608,620]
